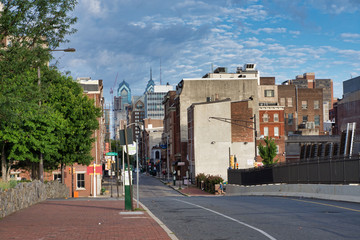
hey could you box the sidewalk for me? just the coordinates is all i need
[0,198,176,240]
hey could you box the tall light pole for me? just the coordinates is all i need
[38,47,76,183]
[123,122,143,210]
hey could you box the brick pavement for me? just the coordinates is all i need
[0,199,174,240]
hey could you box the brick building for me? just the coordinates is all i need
[278,85,323,136]
[258,77,285,163]
[282,73,333,120]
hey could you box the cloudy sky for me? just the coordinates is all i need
[52,0,360,103]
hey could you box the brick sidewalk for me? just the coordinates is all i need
[0,199,174,240]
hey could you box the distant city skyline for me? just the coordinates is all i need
[52,0,360,103]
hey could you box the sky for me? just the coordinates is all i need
[52,0,360,104]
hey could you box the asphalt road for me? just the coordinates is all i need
[138,174,360,240]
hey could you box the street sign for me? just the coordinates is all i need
[106,152,118,156]
[177,162,185,166]
[124,141,137,155]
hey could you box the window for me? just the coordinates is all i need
[280,98,285,106]
[274,113,279,122]
[274,127,279,137]
[263,113,269,122]
[315,115,320,126]
[77,173,85,189]
[288,113,293,125]
[276,145,279,154]
[303,115,308,123]
[53,174,62,182]
[287,98,293,107]
[314,100,319,109]
[264,127,269,136]
[264,90,274,97]
[302,101,307,109]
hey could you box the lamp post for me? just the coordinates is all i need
[123,122,143,210]
[38,47,75,183]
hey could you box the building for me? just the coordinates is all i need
[278,85,324,136]
[168,64,259,179]
[71,77,104,197]
[257,77,286,163]
[188,99,255,181]
[140,119,163,173]
[114,80,132,139]
[145,84,173,119]
[282,73,333,120]
[334,76,360,136]
[161,91,178,177]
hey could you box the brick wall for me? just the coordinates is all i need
[231,101,254,143]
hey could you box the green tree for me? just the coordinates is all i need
[0,70,64,181]
[41,68,101,182]
[0,0,78,181]
[258,137,278,166]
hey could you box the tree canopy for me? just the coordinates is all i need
[258,137,278,166]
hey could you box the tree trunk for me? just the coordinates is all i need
[1,143,8,182]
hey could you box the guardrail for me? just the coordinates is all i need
[228,155,360,185]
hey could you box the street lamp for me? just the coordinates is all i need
[123,122,143,210]
[38,47,76,184]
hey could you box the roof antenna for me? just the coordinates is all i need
[160,58,162,85]
[150,67,152,80]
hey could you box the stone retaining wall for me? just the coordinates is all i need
[0,180,69,218]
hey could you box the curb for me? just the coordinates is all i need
[139,201,179,240]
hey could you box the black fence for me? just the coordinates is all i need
[228,156,360,185]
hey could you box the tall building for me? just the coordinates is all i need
[145,84,173,119]
[114,80,132,139]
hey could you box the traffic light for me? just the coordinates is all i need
[230,155,234,169]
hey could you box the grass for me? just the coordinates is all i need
[0,180,19,190]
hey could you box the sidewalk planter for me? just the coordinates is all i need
[195,173,223,194]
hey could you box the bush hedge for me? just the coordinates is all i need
[195,173,223,194]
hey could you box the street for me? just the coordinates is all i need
[139,174,360,240]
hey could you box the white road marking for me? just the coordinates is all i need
[175,199,277,240]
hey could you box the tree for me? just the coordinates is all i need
[41,68,101,182]
[0,0,78,181]
[258,137,278,166]
[0,70,64,181]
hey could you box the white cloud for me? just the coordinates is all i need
[250,27,287,34]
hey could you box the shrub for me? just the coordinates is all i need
[195,173,223,193]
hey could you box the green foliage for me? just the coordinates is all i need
[0,180,18,190]
[0,1,80,181]
[258,137,279,166]
[196,173,223,194]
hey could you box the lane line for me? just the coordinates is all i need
[175,199,277,240]
[290,198,360,213]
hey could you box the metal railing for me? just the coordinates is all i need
[228,155,360,185]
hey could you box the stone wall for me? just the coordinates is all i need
[0,180,69,218]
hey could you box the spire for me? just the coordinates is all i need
[150,67,152,81]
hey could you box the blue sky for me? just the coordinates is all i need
[52,0,360,103]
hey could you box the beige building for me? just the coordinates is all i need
[175,65,260,167]
[188,99,256,181]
